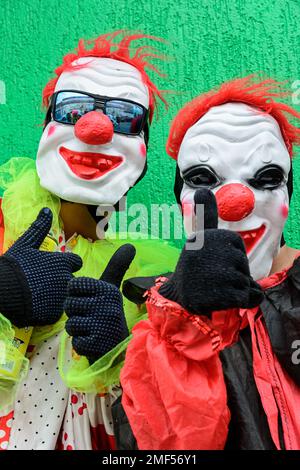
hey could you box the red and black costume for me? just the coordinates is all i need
[114,77,300,450]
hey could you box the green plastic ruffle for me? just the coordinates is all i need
[59,322,144,394]
[0,313,29,410]
[59,234,177,391]
[0,157,179,392]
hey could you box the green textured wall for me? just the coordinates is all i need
[1,0,300,245]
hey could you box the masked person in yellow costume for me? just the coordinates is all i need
[0,31,178,450]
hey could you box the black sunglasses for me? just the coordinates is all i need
[50,90,149,136]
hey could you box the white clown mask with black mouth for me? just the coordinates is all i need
[37,57,149,206]
[178,102,291,281]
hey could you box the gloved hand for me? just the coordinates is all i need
[65,244,136,364]
[159,189,264,315]
[0,208,83,327]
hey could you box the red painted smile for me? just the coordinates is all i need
[59,146,123,180]
[237,225,266,254]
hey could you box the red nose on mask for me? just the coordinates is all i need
[215,183,255,222]
[74,111,114,145]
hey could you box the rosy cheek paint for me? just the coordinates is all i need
[182,196,195,235]
[47,124,57,138]
[281,204,289,219]
[182,196,194,217]
[140,143,147,158]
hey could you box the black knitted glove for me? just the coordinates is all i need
[0,208,83,327]
[65,244,136,364]
[159,189,264,315]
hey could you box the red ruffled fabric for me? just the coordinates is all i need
[121,279,243,450]
[122,267,300,450]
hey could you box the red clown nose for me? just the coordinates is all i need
[215,183,255,222]
[74,111,114,145]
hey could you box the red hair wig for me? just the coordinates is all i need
[42,30,168,123]
[167,76,300,159]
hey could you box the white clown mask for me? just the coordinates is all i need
[37,57,149,206]
[178,103,291,281]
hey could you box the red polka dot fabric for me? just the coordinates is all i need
[0,411,14,451]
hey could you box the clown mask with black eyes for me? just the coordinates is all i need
[168,77,300,281]
[37,33,166,207]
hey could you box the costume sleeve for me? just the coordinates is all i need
[261,255,300,386]
[120,282,243,450]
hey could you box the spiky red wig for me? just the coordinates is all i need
[42,30,168,123]
[167,76,300,159]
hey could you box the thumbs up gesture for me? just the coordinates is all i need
[0,208,82,327]
[159,189,263,315]
[65,244,136,364]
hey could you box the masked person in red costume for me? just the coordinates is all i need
[0,31,178,450]
[118,76,300,450]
